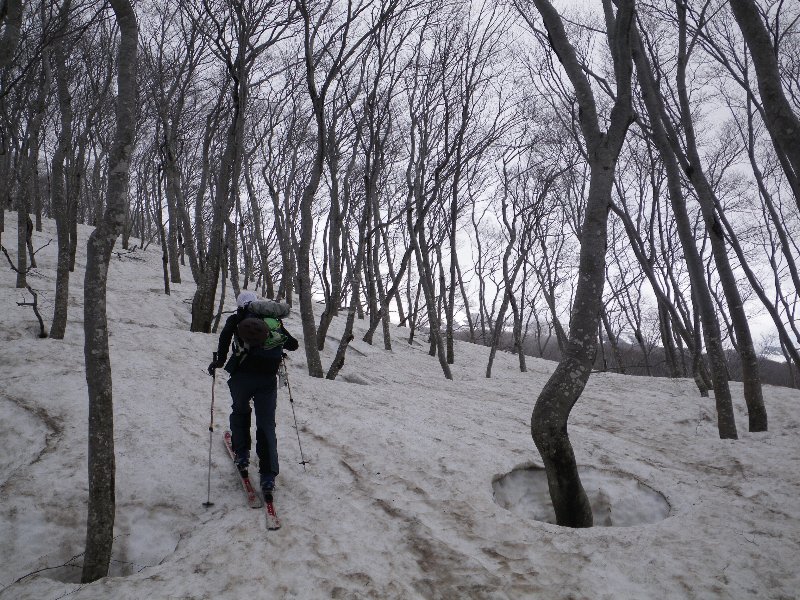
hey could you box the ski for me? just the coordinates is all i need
[262,491,281,530]
[223,431,262,509]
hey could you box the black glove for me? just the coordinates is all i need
[208,353,226,376]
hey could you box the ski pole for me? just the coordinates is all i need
[203,353,217,507]
[282,357,308,470]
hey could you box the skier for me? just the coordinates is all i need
[208,290,299,496]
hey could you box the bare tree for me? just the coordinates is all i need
[140,0,206,285]
[258,71,311,304]
[189,0,294,332]
[486,160,525,378]
[630,18,738,436]
[678,3,766,431]
[295,0,400,376]
[728,0,800,210]
[693,7,800,374]
[442,1,510,365]
[50,0,74,339]
[81,0,137,582]
[515,0,635,527]
[0,0,22,68]
[316,73,364,350]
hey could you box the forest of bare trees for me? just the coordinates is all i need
[2,0,799,574]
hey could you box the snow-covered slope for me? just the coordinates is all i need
[1,212,799,600]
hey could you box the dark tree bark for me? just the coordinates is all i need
[14,53,50,287]
[631,21,738,439]
[50,1,74,340]
[673,4,766,432]
[190,0,289,332]
[601,308,626,374]
[517,0,635,528]
[81,0,137,583]
[659,302,680,378]
[326,186,371,380]
[486,164,525,378]
[318,105,362,350]
[728,0,800,210]
[190,84,245,332]
[0,0,22,69]
[152,165,170,295]
[532,221,568,354]
[243,162,271,296]
[295,0,396,376]
[295,0,327,376]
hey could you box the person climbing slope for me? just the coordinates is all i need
[207,290,298,497]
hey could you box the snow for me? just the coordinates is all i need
[492,465,671,527]
[2,211,800,599]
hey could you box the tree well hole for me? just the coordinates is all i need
[493,465,670,527]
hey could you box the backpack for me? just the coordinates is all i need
[235,315,287,354]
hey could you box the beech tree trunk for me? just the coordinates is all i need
[728,0,800,210]
[409,197,452,380]
[601,309,626,374]
[81,0,137,583]
[244,164,271,297]
[13,70,45,286]
[191,72,247,332]
[0,0,22,69]
[674,5,766,432]
[50,3,74,340]
[15,189,28,289]
[327,191,371,380]
[520,0,635,528]
[161,144,183,284]
[631,23,738,438]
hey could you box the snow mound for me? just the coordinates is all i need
[492,464,670,527]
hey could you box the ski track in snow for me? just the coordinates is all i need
[1,211,800,599]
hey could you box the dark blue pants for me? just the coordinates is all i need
[228,372,279,476]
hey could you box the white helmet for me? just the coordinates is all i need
[236,290,258,308]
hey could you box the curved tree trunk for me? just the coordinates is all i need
[326,192,371,380]
[532,165,618,528]
[409,196,452,380]
[521,0,635,528]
